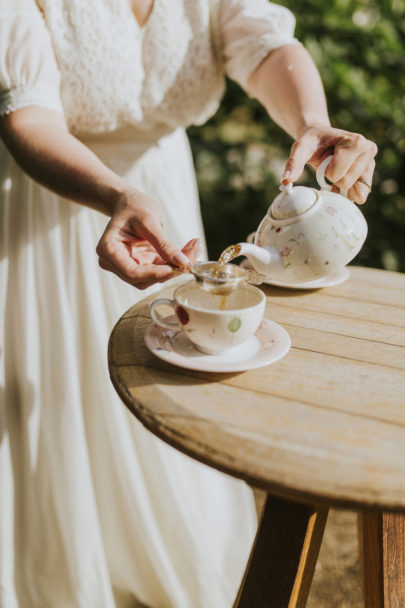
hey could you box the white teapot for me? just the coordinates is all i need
[230,156,368,284]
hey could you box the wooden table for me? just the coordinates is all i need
[108,266,405,607]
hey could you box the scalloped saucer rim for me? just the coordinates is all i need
[144,317,291,372]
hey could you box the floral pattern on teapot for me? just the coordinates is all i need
[238,156,368,284]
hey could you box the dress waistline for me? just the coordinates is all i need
[79,125,178,176]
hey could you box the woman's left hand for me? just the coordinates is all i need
[282,125,378,203]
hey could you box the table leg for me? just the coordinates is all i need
[233,494,329,608]
[358,511,405,607]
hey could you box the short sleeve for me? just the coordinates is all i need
[0,0,63,116]
[219,0,300,90]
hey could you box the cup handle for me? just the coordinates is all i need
[316,155,348,197]
[149,298,180,330]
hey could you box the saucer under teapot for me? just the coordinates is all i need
[220,155,368,285]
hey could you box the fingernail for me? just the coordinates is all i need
[173,251,190,268]
[185,237,199,249]
[193,238,202,253]
[281,169,291,184]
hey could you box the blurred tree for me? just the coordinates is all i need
[188,0,405,271]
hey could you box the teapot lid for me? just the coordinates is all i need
[270,184,318,220]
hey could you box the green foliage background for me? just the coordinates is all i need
[188,0,405,272]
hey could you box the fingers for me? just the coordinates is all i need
[97,238,175,287]
[100,256,176,289]
[282,126,377,205]
[182,238,202,262]
[327,151,369,190]
[130,241,160,265]
[324,135,377,203]
[348,161,375,204]
[282,133,320,183]
[134,237,202,268]
[138,217,191,268]
[97,218,202,288]
[98,190,203,288]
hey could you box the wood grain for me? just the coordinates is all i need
[358,511,405,606]
[234,496,328,608]
[108,267,405,510]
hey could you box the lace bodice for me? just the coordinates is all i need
[0,0,298,137]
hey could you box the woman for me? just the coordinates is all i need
[0,1,377,607]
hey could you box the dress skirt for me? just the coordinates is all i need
[0,127,257,608]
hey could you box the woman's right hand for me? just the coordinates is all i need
[96,189,200,289]
[0,108,200,289]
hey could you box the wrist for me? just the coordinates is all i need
[295,116,331,139]
[99,183,138,216]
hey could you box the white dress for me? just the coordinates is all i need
[0,1,297,607]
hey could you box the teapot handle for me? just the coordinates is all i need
[316,155,333,191]
[316,155,348,197]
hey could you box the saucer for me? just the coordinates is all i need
[144,317,291,373]
[239,259,350,290]
[264,267,350,290]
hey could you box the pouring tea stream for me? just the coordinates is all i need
[223,156,366,285]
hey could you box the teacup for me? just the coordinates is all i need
[149,281,266,355]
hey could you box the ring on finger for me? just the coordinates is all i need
[357,177,372,191]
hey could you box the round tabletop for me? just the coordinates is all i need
[108,266,405,512]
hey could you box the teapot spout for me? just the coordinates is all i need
[236,243,283,277]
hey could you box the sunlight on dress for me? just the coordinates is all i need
[0,0,298,605]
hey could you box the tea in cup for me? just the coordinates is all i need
[149,281,265,355]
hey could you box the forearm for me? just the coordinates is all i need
[247,43,331,139]
[0,106,129,215]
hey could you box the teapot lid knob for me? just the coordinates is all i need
[270,184,318,220]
